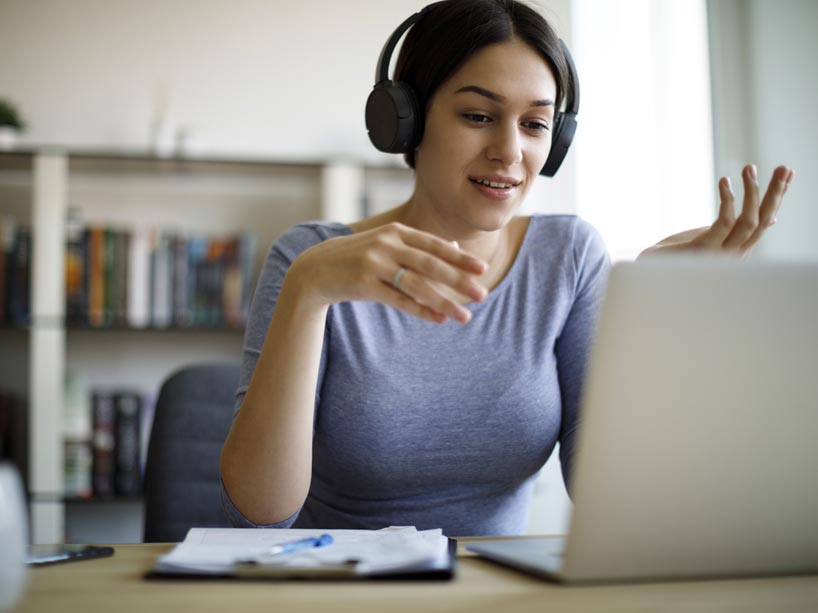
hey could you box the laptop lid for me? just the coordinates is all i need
[561,257,818,582]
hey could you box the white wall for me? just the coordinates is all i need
[0,0,417,161]
[0,0,568,161]
[708,0,818,261]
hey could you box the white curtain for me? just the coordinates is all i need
[572,0,715,261]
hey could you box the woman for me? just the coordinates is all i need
[220,0,794,536]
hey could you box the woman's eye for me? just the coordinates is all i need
[463,113,491,124]
[523,120,550,133]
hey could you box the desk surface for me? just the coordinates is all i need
[13,538,818,613]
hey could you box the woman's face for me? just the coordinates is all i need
[413,37,558,233]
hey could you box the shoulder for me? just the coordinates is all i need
[526,214,608,262]
[521,214,610,298]
[269,220,353,262]
[275,220,352,250]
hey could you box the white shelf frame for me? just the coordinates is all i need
[29,153,68,543]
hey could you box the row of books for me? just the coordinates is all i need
[0,214,259,328]
[64,389,148,499]
[66,219,258,328]
[0,216,30,326]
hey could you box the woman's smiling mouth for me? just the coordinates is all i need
[468,175,522,199]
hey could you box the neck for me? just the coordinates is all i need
[394,198,508,273]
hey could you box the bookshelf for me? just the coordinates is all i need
[0,148,413,543]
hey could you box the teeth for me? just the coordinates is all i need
[476,179,514,189]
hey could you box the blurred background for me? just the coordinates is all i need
[0,0,815,544]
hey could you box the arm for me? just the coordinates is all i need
[220,222,489,525]
[555,220,611,496]
[220,269,330,525]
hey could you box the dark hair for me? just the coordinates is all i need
[394,0,571,169]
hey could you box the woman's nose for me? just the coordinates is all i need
[486,123,523,166]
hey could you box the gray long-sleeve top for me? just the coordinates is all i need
[221,214,610,536]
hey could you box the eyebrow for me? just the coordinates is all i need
[454,85,554,107]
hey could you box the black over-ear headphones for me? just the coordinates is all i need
[364,3,580,177]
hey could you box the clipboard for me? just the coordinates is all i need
[145,529,457,581]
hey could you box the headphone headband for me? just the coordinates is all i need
[366,2,580,176]
[561,40,580,116]
[374,3,440,85]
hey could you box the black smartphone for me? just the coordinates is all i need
[26,544,115,566]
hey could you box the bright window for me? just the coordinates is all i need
[572,0,716,261]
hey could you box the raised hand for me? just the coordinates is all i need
[287,222,488,324]
[640,164,795,258]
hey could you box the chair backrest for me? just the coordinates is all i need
[143,362,239,542]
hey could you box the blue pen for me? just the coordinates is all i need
[265,534,334,557]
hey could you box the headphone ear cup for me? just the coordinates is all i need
[365,82,422,154]
[540,111,577,177]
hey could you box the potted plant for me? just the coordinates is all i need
[0,98,26,150]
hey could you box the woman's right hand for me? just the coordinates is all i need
[286,222,489,324]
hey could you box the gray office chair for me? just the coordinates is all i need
[143,362,239,542]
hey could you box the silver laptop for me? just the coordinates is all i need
[468,257,818,583]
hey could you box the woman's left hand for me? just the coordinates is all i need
[639,164,795,258]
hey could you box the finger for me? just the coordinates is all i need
[784,168,795,193]
[739,165,791,252]
[722,164,760,249]
[688,177,736,251]
[758,165,789,226]
[371,281,448,324]
[386,268,472,323]
[397,226,487,274]
[696,176,735,247]
[398,245,487,302]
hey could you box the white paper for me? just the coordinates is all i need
[155,526,449,576]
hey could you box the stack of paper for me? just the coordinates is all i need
[152,526,452,579]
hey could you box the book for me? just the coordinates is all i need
[172,234,190,326]
[116,230,130,326]
[6,227,31,325]
[91,392,116,497]
[0,215,16,324]
[127,226,151,328]
[205,239,226,325]
[150,231,172,327]
[187,236,207,325]
[103,229,117,326]
[113,392,142,496]
[88,226,105,327]
[80,226,92,324]
[64,217,87,325]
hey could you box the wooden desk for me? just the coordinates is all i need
[13,539,818,613]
